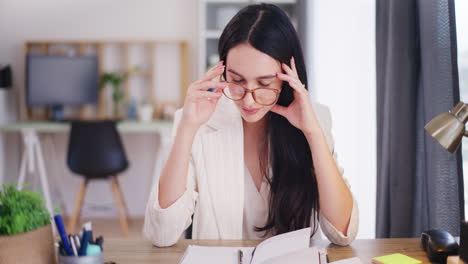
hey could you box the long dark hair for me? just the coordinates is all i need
[218,3,319,236]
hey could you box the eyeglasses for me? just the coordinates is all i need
[221,80,281,106]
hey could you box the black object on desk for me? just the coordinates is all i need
[421,229,459,263]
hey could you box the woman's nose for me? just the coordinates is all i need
[242,91,256,106]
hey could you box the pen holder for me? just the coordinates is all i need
[57,253,104,264]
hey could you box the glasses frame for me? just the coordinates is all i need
[219,76,281,106]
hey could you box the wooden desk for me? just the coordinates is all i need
[0,120,173,133]
[103,238,430,264]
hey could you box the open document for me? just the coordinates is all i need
[178,227,328,264]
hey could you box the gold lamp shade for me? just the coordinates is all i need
[424,102,468,153]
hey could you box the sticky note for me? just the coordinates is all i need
[372,253,422,264]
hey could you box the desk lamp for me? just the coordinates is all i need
[424,101,467,263]
[425,102,467,153]
[0,65,12,89]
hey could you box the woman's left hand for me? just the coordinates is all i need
[271,57,319,135]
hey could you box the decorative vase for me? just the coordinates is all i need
[0,224,55,264]
[113,100,123,120]
[138,104,154,122]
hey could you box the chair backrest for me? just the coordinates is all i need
[67,120,129,178]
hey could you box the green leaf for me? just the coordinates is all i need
[0,183,51,235]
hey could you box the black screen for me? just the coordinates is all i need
[26,55,99,106]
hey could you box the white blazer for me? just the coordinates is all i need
[143,96,359,247]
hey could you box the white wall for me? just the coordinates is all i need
[454,0,468,220]
[307,0,377,238]
[0,0,199,217]
[0,91,18,185]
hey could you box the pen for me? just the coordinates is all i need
[69,235,78,256]
[55,242,66,256]
[74,235,81,249]
[78,222,92,256]
[89,226,94,243]
[84,221,94,243]
[54,215,73,256]
[58,242,66,256]
[238,249,243,264]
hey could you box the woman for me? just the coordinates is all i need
[144,3,358,247]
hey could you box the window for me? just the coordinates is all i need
[455,0,468,219]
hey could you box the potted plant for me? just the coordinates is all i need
[0,184,55,264]
[99,72,127,119]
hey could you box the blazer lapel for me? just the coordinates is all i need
[200,97,244,239]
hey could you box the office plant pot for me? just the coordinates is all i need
[0,224,55,264]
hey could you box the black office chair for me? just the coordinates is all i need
[67,120,130,236]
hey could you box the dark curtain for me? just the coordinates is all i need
[376,0,464,238]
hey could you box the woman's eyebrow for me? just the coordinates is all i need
[228,69,276,80]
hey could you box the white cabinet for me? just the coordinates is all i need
[198,0,301,78]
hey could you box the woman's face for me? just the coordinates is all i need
[225,43,283,123]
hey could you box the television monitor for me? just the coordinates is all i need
[26,55,99,120]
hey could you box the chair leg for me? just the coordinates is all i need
[68,179,88,233]
[114,176,130,223]
[110,176,129,237]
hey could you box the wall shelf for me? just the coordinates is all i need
[198,0,299,77]
[22,40,190,121]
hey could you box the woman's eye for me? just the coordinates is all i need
[233,79,243,83]
[259,82,270,87]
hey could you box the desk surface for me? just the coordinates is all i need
[0,120,173,133]
[103,238,430,264]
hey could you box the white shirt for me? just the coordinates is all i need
[143,96,359,247]
[242,164,269,240]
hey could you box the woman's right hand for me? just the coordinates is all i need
[180,61,227,130]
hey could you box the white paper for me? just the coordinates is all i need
[178,227,314,264]
[261,247,327,264]
[329,257,364,264]
[178,246,253,264]
[251,227,312,263]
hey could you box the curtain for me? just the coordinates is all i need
[376,0,464,238]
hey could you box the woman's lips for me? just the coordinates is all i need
[242,107,260,115]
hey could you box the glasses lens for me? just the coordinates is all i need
[254,89,278,105]
[223,84,245,100]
